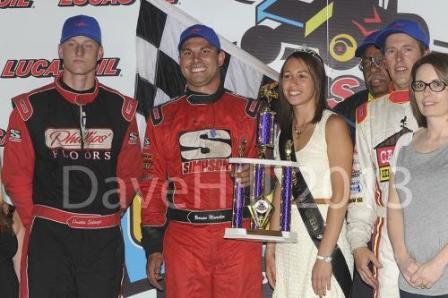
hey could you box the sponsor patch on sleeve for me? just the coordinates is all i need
[0,129,6,146]
[350,175,363,204]
[128,132,138,145]
[143,153,152,170]
[143,137,150,148]
[150,106,164,126]
[142,136,152,170]
[356,102,367,124]
[8,129,22,143]
[13,96,33,121]
[349,148,363,204]
[122,97,138,122]
[245,99,260,118]
[349,197,363,204]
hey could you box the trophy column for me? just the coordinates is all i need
[248,102,276,230]
[280,140,293,232]
[231,140,246,229]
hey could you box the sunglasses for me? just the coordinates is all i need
[359,56,384,71]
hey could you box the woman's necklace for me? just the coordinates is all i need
[293,121,311,136]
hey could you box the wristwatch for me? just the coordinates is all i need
[316,255,332,263]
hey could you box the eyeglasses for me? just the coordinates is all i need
[359,56,384,71]
[411,80,448,92]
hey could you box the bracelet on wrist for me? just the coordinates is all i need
[316,255,332,263]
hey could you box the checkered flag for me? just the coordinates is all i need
[135,0,279,119]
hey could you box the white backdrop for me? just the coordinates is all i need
[2,0,448,134]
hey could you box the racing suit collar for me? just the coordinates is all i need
[54,73,99,106]
[185,85,225,105]
[389,90,410,104]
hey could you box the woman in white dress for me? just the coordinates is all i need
[265,49,354,297]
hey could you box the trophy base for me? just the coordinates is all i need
[224,228,297,243]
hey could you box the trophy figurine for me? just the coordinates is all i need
[257,81,278,150]
[224,82,297,242]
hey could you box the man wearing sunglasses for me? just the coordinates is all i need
[347,19,429,297]
[333,30,391,143]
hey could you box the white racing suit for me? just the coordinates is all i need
[347,90,418,298]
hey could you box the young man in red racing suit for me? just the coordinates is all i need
[2,15,143,298]
[140,24,263,298]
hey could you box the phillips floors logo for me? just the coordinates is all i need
[45,128,114,161]
[45,128,114,150]
[1,58,121,78]
[58,0,135,6]
[0,0,33,8]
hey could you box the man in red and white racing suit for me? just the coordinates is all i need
[348,90,417,297]
[347,19,429,298]
[139,24,262,298]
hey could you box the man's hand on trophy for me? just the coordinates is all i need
[147,252,164,291]
[232,164,251,187]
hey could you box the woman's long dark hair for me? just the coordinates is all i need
[276,49,328,133]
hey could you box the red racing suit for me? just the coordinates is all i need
[140,88,263,298]
[347,90,418,297]
[2,76,143,298]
